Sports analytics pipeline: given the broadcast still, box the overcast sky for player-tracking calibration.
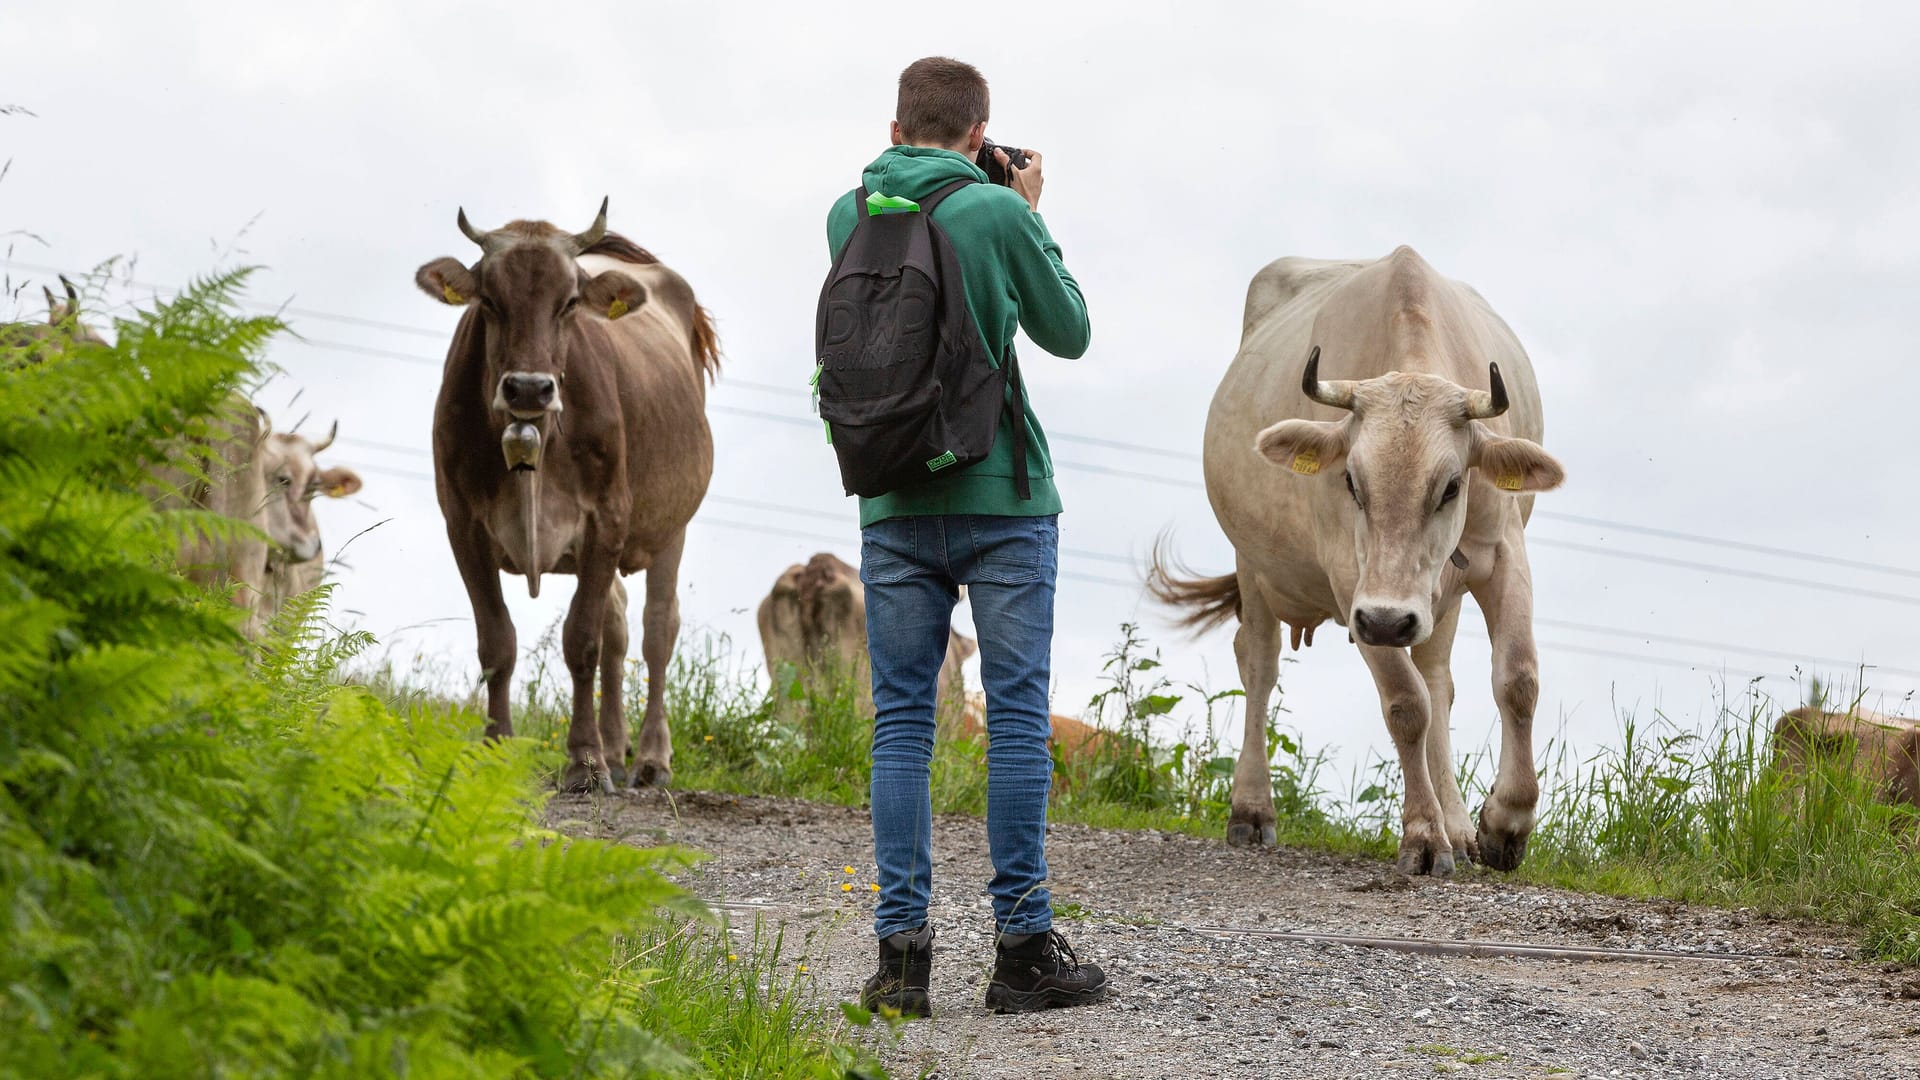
[9,1,1919,788]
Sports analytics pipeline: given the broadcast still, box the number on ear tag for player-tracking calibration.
[1290,449,1320,475]
[442,284,464,304]
[606,298,629,319]
[1495,471,1523,491]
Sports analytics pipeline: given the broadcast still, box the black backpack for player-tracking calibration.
[814,178,1028,500]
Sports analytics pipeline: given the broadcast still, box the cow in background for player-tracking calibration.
[258,422,364,623]
[3,276,108,365]
[758,552,1115,773]
[759,552,975,724]
[1773,706,1920,807]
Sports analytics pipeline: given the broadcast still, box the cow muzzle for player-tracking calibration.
[288,533,323,564]
[496,372,561,419]
[1351,603,1429,648]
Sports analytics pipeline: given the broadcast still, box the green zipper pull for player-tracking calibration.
[810,361,823,416]
[823,419,833,445]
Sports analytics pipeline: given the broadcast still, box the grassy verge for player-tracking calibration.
[409,618,1920,965]
[0,274,881,1078]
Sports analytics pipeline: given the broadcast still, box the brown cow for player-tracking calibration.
[758,551,974,723]
[1773,706,1920,807]
[416,199,719,793]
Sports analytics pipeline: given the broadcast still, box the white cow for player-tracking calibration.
[1152,247,1564,876]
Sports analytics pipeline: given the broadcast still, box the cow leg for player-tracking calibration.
[1228,571,1282,847]
[446,517,516,738]
[1357,644,1453,876]
[1411,602,1475,864]
[631,529,684,789]
[599,577,633,786]
[561,551,618,796]
[1470,535,1543,871]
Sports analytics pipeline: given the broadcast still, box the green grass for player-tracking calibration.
[421,614,1920,965]
[0,272,884,1079]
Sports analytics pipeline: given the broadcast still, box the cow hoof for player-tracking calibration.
[1396,842,1456,878]
[632,761,673,789]
[561,761,615,795]
[607,762,629,788]
[1476,812,1530,872]
[1226,818,1276,847]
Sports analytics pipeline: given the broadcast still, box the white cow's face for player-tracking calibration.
[260,426,362,564]
[1255,357,1563,648]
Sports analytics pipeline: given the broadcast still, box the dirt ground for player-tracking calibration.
[551,790,1920,1080]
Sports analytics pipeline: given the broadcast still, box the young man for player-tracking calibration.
[824,56,1107,1017]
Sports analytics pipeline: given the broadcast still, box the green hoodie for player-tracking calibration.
[826,145,1091,527]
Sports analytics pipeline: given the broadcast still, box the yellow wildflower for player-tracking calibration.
[843,865,855,875]
[869,883,880,892]
[841,883,853,893]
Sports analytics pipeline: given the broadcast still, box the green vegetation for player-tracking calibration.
[0,275,879,1078]
[462,613,1920,964]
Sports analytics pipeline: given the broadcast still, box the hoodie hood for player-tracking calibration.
[860,146,988,202]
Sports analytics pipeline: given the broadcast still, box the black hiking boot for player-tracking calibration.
[985,929,1109,1013]
[859,925,933,1018]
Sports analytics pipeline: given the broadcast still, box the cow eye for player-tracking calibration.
[477,296,500,318]
[1439,477,1461,508]
[560,296,580,317]
[1344,471,1362,509]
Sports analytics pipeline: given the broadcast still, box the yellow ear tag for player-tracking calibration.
[606,298,629,319]
[442,284,464,305]
[325,482,349,497]
[1495,471,1524,491]
[1290,449,1320,475]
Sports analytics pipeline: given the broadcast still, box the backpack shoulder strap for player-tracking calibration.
[917,178,975,216]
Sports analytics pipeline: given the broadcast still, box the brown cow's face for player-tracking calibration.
[415,210,648,423]
[260,427,362,563]
[1256,371,1563,648]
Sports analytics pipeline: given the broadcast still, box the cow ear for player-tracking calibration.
[318,466,363,498]
[580,270,648,320]
[1470,424,1565,493]
[1254,418,1349,477]
[416,257,477,306]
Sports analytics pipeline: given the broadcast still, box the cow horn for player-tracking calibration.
[1301,346,1357,411]
[457,207,491,250]
[59,275,79,305]
[1464,362,1510,420]
[42,284,57,316]
[312,420,337,454]
[569,197,609,252]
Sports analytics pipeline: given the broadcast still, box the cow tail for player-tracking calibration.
[1145,533,1242,634]
[689,303,721,384]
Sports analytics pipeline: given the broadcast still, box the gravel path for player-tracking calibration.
[552,790,1920,1079]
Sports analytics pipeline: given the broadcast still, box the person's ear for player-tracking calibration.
[966,121,986,155]
[889,120,905,146]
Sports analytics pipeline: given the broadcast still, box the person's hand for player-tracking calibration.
[998,147,1043,211]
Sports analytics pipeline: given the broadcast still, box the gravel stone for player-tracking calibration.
[554,789,1920,1079]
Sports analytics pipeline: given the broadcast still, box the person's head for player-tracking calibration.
[891,57,990,156]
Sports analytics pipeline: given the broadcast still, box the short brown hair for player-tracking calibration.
[896,57,989,145]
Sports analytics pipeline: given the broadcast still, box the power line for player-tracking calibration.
[1531,510,1920,582]
[342,456,1914,684]
[1530,616,1920,681]
[1528,538,1920,610]
[26,259,1920,585]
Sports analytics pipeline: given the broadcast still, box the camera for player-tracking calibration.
[976,138,1031,187]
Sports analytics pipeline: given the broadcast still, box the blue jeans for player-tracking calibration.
[861,513,1059,939]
